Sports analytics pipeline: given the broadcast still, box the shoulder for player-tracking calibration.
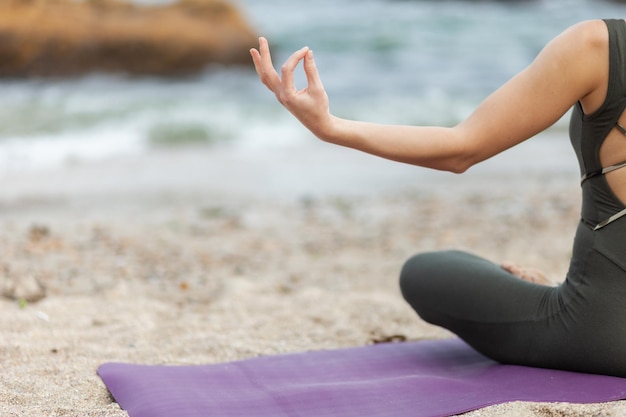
[572,19,609,43]
[540,20,609,79]
[527,20,608,86]
[534,20,607,65]
[546,20,610,113]
[559,20,608,51]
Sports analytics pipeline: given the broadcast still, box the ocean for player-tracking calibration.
[1,0,625,174]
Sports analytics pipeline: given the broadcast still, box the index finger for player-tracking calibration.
[280,46,310,95]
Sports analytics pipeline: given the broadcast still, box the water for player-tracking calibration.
[1,0,625,172]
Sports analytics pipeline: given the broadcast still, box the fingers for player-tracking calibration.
[250,37,311,101]
[280,46,310,97]
[303,49,324,91]
[500,260,516,274]
[250,37,322,107]
[501,261,555,286]
[250,37,281,92]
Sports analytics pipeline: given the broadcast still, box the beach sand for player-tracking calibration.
[2,133,626,417]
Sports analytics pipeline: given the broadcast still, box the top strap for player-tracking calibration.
[580,121,626,184]
[616,122,626,135]
[593,207,626,230]
[580,160,626,184]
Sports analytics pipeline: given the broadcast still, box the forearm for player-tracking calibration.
[318,116,471,173]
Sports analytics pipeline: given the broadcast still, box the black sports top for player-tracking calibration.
[570,19,626,230]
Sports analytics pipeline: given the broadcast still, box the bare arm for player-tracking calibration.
[250,20,608,173]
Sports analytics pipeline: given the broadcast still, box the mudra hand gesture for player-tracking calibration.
[250,38,333,140]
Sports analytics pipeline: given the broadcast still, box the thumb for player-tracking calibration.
[304,50,324,91]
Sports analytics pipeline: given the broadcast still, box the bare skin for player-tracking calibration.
[500,261,556,286]
[250,20,622,287]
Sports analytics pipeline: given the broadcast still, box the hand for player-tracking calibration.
[250,37,333,139]
[501,261,556,286]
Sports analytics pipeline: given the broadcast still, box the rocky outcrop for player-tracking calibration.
[0,0,258,77]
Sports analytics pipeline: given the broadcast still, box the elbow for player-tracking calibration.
[415,154,470,174]
[451,154,479,174]
[444,157,472,174]
[448,164,469,175]
[441,149,477,175]
[443,128,480,174]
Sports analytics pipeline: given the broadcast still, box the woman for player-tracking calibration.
[250,19,626,377]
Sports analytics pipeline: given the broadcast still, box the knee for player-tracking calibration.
[399,250,468,310]
[398,252,445,325]
[399,251,443,306]
[399,253,423,301]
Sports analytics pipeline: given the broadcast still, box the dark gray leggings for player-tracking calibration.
[399,221,626,377]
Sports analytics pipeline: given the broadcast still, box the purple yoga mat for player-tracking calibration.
[98,338,626,417]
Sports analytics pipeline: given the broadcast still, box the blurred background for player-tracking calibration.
[1,0,626,199]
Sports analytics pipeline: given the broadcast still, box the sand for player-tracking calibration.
[2,133,626,417]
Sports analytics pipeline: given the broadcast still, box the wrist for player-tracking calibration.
[314,115,342,144]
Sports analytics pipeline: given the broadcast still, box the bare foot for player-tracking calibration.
[501,261,556,286]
